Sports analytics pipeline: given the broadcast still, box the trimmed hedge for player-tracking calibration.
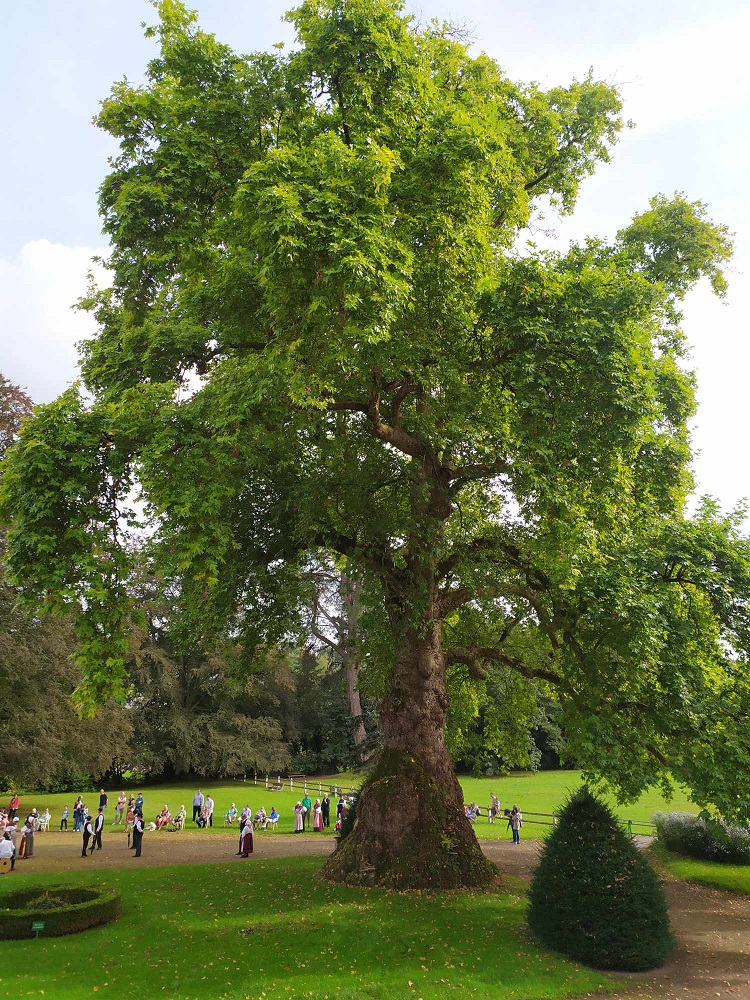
[653,811,750,864]
[528,787,674,971]
[0,885,121,940]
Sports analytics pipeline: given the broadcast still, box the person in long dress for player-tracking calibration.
[313,800,323,832]
[238,819,253,857]
[293,802,304,833]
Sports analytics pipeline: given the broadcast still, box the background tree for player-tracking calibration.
[303,559,373,756]
[0,373,131,790]
[1,1,748,889]
[0,375,32,461]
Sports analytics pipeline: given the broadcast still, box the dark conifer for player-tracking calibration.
[528,787,674,970]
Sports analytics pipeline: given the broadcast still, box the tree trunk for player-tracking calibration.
[341,574,367,749]
[321,619,496,889]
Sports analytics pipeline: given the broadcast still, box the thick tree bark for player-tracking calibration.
[321,618,497,889]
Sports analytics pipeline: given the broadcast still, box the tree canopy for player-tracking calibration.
[1,0,747,885]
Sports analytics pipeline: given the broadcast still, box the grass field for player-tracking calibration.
[0,856,613,1000]
[4,770,699,840]
[651,843,750,895]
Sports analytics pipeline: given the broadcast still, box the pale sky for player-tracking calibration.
[2,0,748,517]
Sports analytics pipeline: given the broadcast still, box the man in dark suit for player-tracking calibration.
[321,793,330,828]
[92,808,105,852]
[132,812,144,858]
[82,815,93,858]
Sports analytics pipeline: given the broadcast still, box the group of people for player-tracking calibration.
[464,793,523,842]
[292,793,353,832]
[0,795,49,869]
[225,803,280,830]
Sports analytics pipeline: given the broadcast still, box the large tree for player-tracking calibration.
[2,0,749,887]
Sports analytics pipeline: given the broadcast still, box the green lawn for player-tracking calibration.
[651,843,750,895]
[5,770,698,840]
[0,856,614,1000]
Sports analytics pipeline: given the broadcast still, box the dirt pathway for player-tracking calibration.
[12,831,750,999]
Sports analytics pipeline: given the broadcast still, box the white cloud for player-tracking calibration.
[612,9,750,138]
[0,240,107,404]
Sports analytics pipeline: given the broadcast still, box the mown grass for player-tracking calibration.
[651,842,750,895]
[5,770,699,841]
[0,856,614,1000]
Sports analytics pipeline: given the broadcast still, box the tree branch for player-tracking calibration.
[444,645,562,686]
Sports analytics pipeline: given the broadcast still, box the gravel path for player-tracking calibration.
[12,830,750,999]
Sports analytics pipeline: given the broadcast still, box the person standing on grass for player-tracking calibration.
[489,792,500,824]
[134,791,144,815]
[294,802,304,833]
[321,793,330,828]
[99,789,108,812]
[8,792,19,817]
[82,815,93,858]
[301,792,312,831]
[192,789,204,823]
[60,805,69,831]
[132,812,144,857]
[92,808,105,852]
[204,793,214,828]
[114,792,126,824]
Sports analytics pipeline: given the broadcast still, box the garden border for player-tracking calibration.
[0,884,121,940]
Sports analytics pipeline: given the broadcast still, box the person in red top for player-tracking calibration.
[8,793,19,817]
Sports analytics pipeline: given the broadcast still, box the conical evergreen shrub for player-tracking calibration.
[528,787,674,971]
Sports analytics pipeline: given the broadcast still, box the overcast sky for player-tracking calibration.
[2,0,748,517]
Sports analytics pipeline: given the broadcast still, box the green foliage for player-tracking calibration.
[653,811,750,865]
[0,885,121,940]
[0,374,32,461]
[0,553,132,789]
[528,788,674,971]
[0,0,746,837]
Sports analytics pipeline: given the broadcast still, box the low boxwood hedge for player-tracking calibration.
[0,885,121,939]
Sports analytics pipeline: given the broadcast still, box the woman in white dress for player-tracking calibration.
[294,802,304,833]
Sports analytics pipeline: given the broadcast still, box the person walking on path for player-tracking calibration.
[21,817,35,858]
[509,804,523,844]
[301,793,312,832]
[81,815,93,858]
[321,793,330,828]
[132,812,144,857]
[92,808,105,852]
[60,805,69,831]
[192,789,204,824]
[237,819,254,857]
